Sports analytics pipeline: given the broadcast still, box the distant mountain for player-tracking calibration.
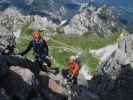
[0,0,133,31]
[95,0,133,32]
[64,5,124,36]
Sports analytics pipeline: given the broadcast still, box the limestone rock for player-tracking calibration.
[64,5,123,36]
[96,34,133,79]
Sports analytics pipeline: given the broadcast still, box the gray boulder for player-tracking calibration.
[0,70,33,100]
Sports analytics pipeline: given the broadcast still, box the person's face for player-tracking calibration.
[34,35,40,39]
[32,32,41,39]
[69,59,74,63]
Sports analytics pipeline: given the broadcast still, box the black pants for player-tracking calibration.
[36,56,51,72]
[73,76,77,84]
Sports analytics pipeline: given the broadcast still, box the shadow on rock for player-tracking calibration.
[89,64,133,100]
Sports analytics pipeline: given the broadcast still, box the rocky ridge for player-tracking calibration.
[64,5,123,36]
[0,7,58,35]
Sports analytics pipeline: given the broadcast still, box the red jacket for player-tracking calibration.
[69,62,80,77]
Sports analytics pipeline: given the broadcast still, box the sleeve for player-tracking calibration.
[43,39,49,56]
[20,41,32,56]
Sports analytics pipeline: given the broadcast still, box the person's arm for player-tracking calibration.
[43,39,49,56]
[20,41,32,56]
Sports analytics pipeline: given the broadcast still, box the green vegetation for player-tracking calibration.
[16,30,121,73]
[50,33,120,49]
[48,33,120,73]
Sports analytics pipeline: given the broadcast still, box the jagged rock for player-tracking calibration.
[64,5,123,36]
[96,34,133,79]
[0,7,58,36]
[0,32,16,55]
[0,55,67,100]
[0,7,32,32]
[90,64,133,100]
[96,49,129,79]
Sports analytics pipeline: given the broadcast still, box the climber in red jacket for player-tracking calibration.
[68,55,80,84]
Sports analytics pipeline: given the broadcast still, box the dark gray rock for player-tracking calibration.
[0,88,10,100]
[90,64,133,100]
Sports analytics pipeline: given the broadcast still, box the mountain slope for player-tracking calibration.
[64,5,123,36]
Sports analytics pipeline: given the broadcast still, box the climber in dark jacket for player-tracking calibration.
[20,31,51,71]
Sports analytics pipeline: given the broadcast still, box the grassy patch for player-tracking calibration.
[50,48,73,68]
[50,33,120,49]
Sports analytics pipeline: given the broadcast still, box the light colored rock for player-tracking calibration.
[32,15,58,34]
[96,34,133,79]
[64,5,123,35]
[90,44,118,62]
[78,65,93,87]
[0,7,32,32]
[0,32,16,54]
[10,66,34,85]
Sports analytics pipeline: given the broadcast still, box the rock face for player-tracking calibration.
[64,5,123,36]
[0,7,58,36]
[0,7,32,32]
[0,55,66,100]
[97,34,133,79]
[89,65,133,100]
[88,34,133,100]
[90,44,118,62]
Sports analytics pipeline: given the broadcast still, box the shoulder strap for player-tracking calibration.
[32,39,36,48]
